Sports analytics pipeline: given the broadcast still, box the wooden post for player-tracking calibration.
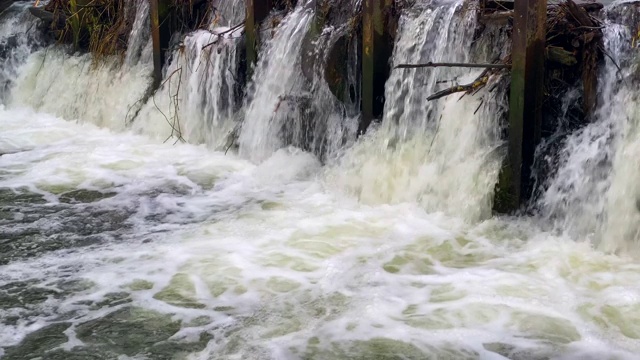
[149,0,171,89]
[494,0,547,213]
[245,0,272,79]
[361,0,394,135]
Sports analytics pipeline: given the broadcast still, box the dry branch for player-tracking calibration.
[395,62,511,70]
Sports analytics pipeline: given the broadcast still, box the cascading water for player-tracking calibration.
[10,0,154,131]
[328,0,508,222]
[538,2,640,255]
[3,0,640,359]
[239,2,317,161]
[0,2,47,104]
[133,0,246,146]
[239,0,360,163]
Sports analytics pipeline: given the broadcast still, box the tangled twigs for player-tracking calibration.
[152,67,186,144]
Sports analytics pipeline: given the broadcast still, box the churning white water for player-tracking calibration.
[328,1,506,222]
[10,0,154,131]
[538,3,640,255]
[2,0,640,359]
[134,0,245,146]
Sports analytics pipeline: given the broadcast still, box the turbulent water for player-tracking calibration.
[538,2,640,255]
[2,1,640,359]
[328,1,507,222]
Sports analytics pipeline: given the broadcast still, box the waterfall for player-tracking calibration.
[9,0,154,131]
[133,26,243,146]
[6,2,640,359]
[537,2,640,254]
[124,0,153,68]
[131,0,246,146]
[0,2,46,104]
[239,0,360,163]
[327,1,508,222]
[214,0,246,25]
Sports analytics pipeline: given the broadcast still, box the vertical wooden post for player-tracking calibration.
[494,0,546,213]
[149,0,171,89]
[361,0,394,135]
[245,0,272,79]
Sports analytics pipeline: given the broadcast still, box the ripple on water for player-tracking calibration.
[2,109,640,359]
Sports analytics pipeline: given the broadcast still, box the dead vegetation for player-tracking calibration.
[395,0,604,114]
[39,0,213,60]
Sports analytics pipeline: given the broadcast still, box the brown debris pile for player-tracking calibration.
[43,0,133,57]
[479,0,604,115]
[545,0,604,115]
[37,0,212,59]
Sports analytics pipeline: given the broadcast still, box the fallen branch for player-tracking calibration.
[427,74,490,101]
[201,21,245,50]
[395,62,511,70]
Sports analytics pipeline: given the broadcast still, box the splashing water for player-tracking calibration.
[2,0,640,359]
[9,1,154,131]
[239,3,317,162]
[133,0,246,146]
[133,26,243,146]
[538,3,640,255]
[0,3,46,104]
[328,1,507,222]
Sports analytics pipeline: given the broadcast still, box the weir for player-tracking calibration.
[3,0,640,359]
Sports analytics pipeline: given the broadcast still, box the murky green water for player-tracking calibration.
[1,108,640,359]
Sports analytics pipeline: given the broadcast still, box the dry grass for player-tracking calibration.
[43,0,214,61]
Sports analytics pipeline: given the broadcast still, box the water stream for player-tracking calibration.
[1,1,640,359]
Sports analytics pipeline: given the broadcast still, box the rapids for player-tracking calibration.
[1,0,640,359]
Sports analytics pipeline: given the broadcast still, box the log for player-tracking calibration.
[396,62,511,70]
[483,0,603,12]
[28,6,55,22]
[480,1,602,25]
[565,0,595,27]
[245,0,272,77]
[427,74,490,101]
[480,10,513,24]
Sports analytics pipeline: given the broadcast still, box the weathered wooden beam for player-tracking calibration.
[361,0,394,135]
[149,0,172,89]
[494,0,547,213]
[396,62,511,70]
[245,0,272,78]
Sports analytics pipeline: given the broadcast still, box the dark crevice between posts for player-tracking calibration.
[146,0,211,121]
[150,0,172,90]
[245,0,273,80]
[301,0,361,107]
[361,0,396,136]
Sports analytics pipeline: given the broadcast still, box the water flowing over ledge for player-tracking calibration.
[1,0,640,359]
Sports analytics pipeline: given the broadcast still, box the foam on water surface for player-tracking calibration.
[2,0,640,359]
[2,107,640,359]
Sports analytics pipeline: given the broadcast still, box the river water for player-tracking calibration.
[1,1,640,359]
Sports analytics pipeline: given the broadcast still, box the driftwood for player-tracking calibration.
[408,0,604,106]
[395,62,511,70]
[426,71,491,101]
